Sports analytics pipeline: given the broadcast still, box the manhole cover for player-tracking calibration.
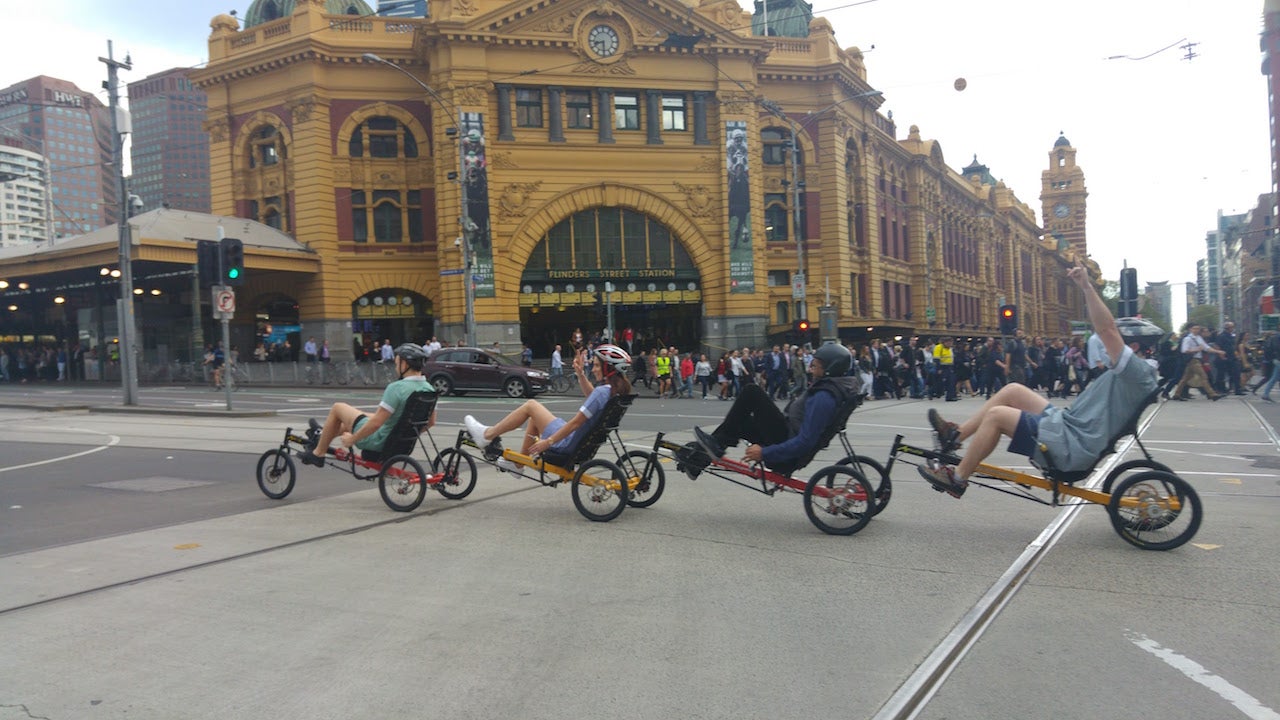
[90,477,216,492]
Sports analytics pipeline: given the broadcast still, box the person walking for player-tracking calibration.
[1171,323,1225,401]
[696,353,713,399]
[1258,333,1280,401]
[933,337,957,402]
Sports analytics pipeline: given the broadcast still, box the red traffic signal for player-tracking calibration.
[797,319,810,331]
[998,304,1018,335]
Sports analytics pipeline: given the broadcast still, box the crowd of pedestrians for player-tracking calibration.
[0,342,91,383]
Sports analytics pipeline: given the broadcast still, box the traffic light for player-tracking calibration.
[793,318,813,341]
[196,239,219,288]
[220,237,244,286]
[1119,267,1138,318]
[998,304,1018,335]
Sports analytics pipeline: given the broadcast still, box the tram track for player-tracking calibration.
[0,483,539,618]
[870,401,1166,720]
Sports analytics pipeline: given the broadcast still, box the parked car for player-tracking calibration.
[423,347,548,398]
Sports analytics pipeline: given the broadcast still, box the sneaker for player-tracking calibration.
[927,408,962,453]
[674,441,711,479]
[917,462,966,498]
[1263,396,1275,403]
[495,458,520,473]
[693,426,725,459]
[463,415,490,447]
[300,450,325,468]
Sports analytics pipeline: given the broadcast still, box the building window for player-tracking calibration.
[348,116,418,159]
[614,93,639,130]
[527,207,690,274]
[567,90,592,129]
[249,126,286,168]
[765,196,789,242]
[776,301,790,324]
[767,269,790,287]
[761,128,787,165]
[516,88,543,128]
[351,189,422,243]
[661,95,687,131]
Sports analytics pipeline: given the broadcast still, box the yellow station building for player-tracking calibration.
[1,0,1090,363]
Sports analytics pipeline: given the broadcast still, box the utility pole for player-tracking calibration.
[101,40,138,405]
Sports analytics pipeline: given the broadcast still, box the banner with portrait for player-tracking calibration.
[461,112,494,298]
[725,120,754,293]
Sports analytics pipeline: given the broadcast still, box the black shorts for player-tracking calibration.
[1008,411,1042,457]
[352,414,369,433]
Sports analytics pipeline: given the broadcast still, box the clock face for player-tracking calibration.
[1054,203,1070,218]
[588,24,619,57]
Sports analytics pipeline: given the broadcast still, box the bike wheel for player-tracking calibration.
[334,364,351,385]
[256,449,296,499]
[571,458,628,522]
[618,450,665,508]
[432,448,478,500]
[803,465,874,536]
[1100,458,1175,494]
[836,454,893,516]
[1107,470,1202,550]
[378,454,428,512]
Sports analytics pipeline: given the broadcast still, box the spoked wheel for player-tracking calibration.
[1107,470,1202,551]
[836,454,893,517]
[256,449,296,500]
[803,465,874,536]
[432,448,478,500]
[618,450,665,508]
[378,454,429,512]
[1101,458,1175,494]
[571,458,629,522]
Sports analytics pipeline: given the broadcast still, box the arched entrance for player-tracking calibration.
[351,288,433,359]
[518,207,702,356]
[255,294,301,361]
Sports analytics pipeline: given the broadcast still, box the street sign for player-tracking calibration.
[212,286,235,319]
[925,307,936,322]
[440,268,465,276]
[792,273,806,300]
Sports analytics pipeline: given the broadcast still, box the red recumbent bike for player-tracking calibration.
[255,391,478,512]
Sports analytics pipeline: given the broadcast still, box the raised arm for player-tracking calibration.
[1068,259,1124,365]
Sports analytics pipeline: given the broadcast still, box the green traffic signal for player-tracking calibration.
[227,268,240,280]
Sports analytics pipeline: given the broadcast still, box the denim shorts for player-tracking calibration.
[1008,411,1043,457]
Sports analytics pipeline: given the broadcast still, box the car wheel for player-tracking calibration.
[430,374,453,396]
[504,377,528,398]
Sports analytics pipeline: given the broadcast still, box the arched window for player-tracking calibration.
[525,208,691,273]
[351,189,423,243]
[764,199,789,242]
[249,125,286,169]
[761,128,796,165]
[348,116,419,159]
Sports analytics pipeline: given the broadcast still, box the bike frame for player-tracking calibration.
[279,427,443,486]
[455,431,635,493]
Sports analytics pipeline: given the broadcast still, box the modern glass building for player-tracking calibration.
[127,68,211,213]
[0,139,51,246]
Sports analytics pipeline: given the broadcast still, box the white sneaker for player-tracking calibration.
[495,458,519,473]
[463,415,490,447]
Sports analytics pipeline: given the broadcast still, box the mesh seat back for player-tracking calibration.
[779,392,863,475]
[538,393,636,469]
[1036,386,1161,482]
[360,391,437,463]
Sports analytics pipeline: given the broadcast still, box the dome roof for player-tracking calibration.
[243,0,373,28]
[1053,132,1072,148]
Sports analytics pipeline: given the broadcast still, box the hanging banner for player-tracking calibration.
[725,120,754,293]
[462,111,494,298]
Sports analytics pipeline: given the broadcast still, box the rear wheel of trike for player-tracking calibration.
[1100,459,1175,495]
[1107,470,1202,551]
[618,450,665,508]
[836,454,892,516]
[803,465,874,536]
[256,449,296,500]
[571,458,629,522]
[378,455,428,512]
[432,448,478,500]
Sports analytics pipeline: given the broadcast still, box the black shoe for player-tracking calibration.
[300,450,325,467]
[693,426,725,459]
[927,408,962,453]
[1210,394,1223,402]
[1172,396,1187,401]
[674,442,710,479]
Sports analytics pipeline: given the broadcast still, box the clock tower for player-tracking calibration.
[1040,133,1088,256]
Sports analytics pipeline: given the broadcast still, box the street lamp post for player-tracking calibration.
[364,53,477,346]
[101,40,139,405]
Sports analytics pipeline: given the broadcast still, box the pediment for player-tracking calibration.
[463,0,761,53]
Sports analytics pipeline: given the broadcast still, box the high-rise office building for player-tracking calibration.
[0,138,52,246]
[0,76,116,238]
[127,68,210,213]
[377,0,426,17]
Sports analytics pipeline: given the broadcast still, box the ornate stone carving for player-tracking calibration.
[498,181,542,219]
[459,84,488,107]
[531,10,581,33]
[289,97,316,125]
[717,92,755,115]
[204,118,229,144]
[674,182,717,218]
[454,0,478,16]
[765,176,785,191]
[332,161,352,185]
[694,155,720,173]
[709,1,745,28]
[574,58,636,76]
[489,152,519,170]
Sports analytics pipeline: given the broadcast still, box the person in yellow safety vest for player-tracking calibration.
[933,336,957,401]
[654,347,672,398]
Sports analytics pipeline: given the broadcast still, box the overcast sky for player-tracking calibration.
[3,0,1270,289]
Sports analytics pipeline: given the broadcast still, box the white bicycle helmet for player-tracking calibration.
[592,344,632,377]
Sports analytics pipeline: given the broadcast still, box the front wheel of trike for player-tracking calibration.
[256,449,296,499]
[571,458,629,522]
[617,450,665,508]
[1107,470,1202,551]
[803,466,874,536]
[432,448,478,500]
[378,454,428,512]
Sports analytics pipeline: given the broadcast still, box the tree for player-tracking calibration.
[1138,297,1170,332]
[1100,280,1120,317]
[1187,305,1219,331]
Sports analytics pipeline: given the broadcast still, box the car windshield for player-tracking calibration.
[486,351,519,366]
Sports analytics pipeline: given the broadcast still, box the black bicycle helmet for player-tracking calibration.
[812,341,852,377]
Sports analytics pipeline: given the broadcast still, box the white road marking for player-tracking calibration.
[1126,631,1280,720]
[0,428,121,474]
